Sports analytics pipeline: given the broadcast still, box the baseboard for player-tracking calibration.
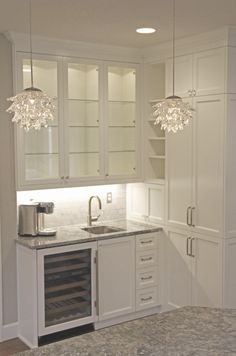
[94,306,161,330]
[2,322,18,341]
[18,334,38,349]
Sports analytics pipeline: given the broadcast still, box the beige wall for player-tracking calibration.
[0,33,17,325]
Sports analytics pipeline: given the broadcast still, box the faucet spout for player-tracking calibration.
[88,195,102,226]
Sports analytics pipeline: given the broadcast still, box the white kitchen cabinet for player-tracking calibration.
[166,95,224,237]
[106,62,140,179]
[165,228,223,309]
[126,182,165,225]
[144,62,166,182]
[97,236,135,321]
[165,48,226,98]
[135,233,160,311]
[15,55,62,187]
[15,54,141,190]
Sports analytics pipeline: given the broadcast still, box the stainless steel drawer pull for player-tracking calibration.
[141,257,152,262]
[141,240,153,244]
[141,276,152,281]
[141,296,152,302]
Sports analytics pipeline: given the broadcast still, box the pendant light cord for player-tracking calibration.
[172,0,175,97]
[29,0,34,88]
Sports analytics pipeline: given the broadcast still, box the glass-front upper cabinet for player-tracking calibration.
[17,55,61,184]
[64,60,102,180]
[107,63,139,177]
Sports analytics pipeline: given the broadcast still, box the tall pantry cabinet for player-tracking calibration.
[127,28,236,310]
[165,36,236,309]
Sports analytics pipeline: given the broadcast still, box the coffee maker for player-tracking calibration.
[18,202,57,236]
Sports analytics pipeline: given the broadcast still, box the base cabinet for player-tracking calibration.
[97,236,135,320]
[165,228,223,309]
[17,231,161,348]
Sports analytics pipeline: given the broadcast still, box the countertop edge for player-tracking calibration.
[15,221,163,250]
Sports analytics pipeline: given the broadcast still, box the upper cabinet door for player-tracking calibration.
[64,59,103,180]
[165,48,226,99]
[166,99,193,230]
[165,55,193,98]
[106,63,139,178]
[17,56,63,187]
[193,48,226,96]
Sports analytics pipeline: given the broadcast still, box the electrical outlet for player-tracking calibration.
[106,192,112,204]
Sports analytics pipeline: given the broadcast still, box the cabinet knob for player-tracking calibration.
[188,90,192,96]
[105,173,109,177]
[65,176,69,179]
[61,176,65,180]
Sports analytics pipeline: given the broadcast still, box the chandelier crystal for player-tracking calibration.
[6,0,55,131]
[152,95,193,133]
[152,0,194,133]
[7,88,55,131]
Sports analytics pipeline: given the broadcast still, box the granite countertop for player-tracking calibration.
[16,306,236,355]
[16,219,162,249]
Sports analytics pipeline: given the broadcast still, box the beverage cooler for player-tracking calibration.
[37,242,97,336]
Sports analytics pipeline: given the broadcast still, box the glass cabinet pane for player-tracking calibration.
[22,59,59,181]
[66,62,100,178]
[108,66,136,176]
[44,249,92,327]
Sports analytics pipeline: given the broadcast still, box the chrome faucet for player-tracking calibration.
[87,195,102,226]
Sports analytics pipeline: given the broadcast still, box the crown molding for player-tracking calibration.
[142,26,236,63]
[6,26,236,65]
[6,31,143,63]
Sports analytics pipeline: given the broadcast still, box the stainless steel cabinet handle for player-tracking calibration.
[141,257,152,262]
[141,296,152,302]
[187,206,191,226]
[95,250,99,316]
[191,207,195,227]
[141,240,153,244]
[188,89,192,96]
[186,237,191,256]
[190,237,195,257]
[141,276,152,281]
[193,89,196,96]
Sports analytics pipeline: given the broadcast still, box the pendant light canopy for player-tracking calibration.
[152,0,194,133]
[6,0,55,131]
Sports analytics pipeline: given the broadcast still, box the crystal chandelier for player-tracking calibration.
[152,0,193,133]
[6,0,55,131]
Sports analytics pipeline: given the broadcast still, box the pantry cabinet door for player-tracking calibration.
[166,101,193,230]
[165,229,192,308]
[98,236,135,320]
[165,55,193,98]
[192,95,224,237]
[192,234,223,307]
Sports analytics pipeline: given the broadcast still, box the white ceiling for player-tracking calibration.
[0,0,236,48]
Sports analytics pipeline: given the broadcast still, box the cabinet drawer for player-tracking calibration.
[136,249,157,268]
[136,233,157,251]
[136,267,158,289]
[136,287,159,311]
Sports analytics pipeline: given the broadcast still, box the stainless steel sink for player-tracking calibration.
[81,225,125,235]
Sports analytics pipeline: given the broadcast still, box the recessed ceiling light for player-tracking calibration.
[136,27,156,34]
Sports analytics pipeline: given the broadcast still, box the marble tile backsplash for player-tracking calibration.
[17,184,126,228]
